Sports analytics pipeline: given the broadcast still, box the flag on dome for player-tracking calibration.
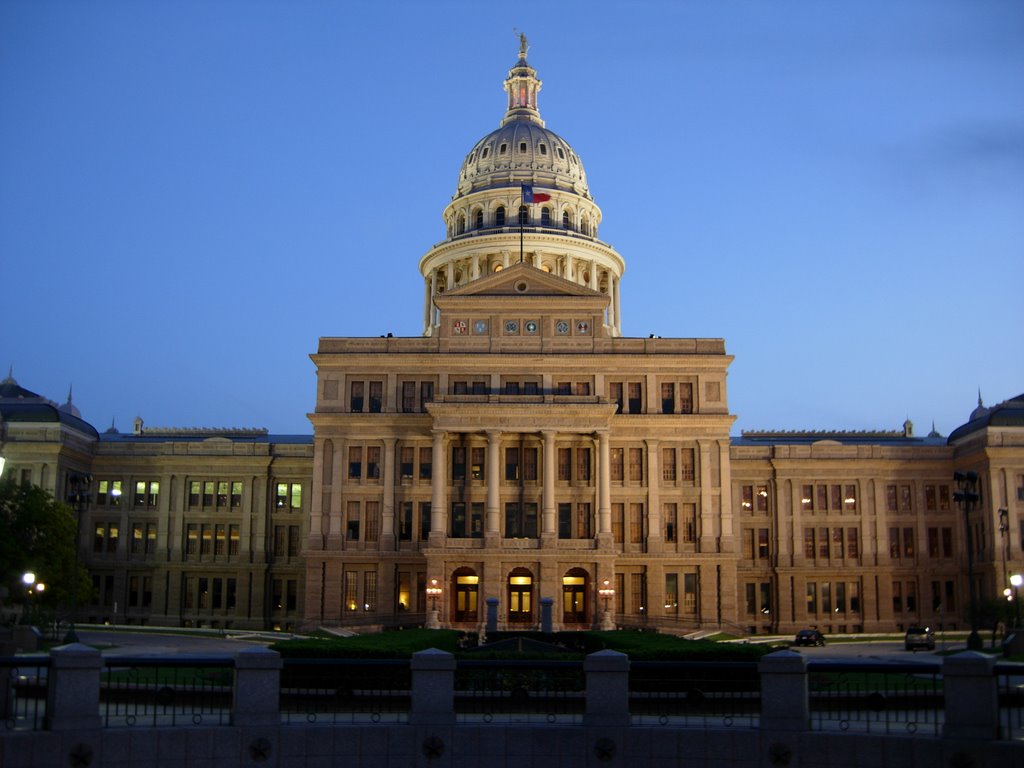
[521,184,551,204]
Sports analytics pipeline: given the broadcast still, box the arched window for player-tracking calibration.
[580,216,589,236]
[562,211,570,230]
[508,568,534,624]
[474,209,483,229]
[452,567,479,622]
[519,141,527,153]
[541,207,551,227]
[495,206,506,227]
[457,214,465,235]
[562,568,589,624]
[518,205,529,225]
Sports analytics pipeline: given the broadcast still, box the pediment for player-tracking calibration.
[441,262,602,299]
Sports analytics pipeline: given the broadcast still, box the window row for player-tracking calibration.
[806,581,861,616]
[184,575,239,612]
[740,485,769,514]
[887,483,952,513]
[800,484,858,513]
[452,205,592,236]
[96,480,160,508]
[184,524,242,558]
[803,527,860,561]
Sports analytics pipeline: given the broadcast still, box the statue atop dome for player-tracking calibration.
[516,30,529,59]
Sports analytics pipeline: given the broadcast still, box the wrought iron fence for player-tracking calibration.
[279,658,411,724]
[629,661,760,728]
[100,656,234,727]
[995,662,1024,741]
[1,656,49,732]
[454,659,585,723]
[806,661,944,736]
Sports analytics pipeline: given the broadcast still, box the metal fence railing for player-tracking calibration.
[1,656,50,732]
[279,658,410,724]
[806,661,944,737]
[629,661,761,729]
[100,656,234,728]
[454,659,585,724]
[995,662,1024,741]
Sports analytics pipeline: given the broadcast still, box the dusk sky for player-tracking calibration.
[2,1,1022,437]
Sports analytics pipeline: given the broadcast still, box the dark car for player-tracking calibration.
[904,626,935,651]
[793,629,826,647]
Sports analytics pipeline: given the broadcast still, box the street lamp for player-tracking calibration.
[953,470,982,650]
[21,572,44,625]
[425,578,443,629]
[598,578,616,631]
[65,471,93,643]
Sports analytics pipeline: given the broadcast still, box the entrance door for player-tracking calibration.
[563,570,587,624]
[508,569,533,624]
[453,569,479,622]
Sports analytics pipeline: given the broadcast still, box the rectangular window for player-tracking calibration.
[847,527,859,559]
[504,502,538,538]
[665,573,679,614]
[821,582,832,614]
[558,503,572,539]
[215,524,226,556]
[900,485,912,512]
[682,573,697,614]
[631,572,646,613]
[661,383,675,414]
[225,578,235,610]
[344,571,358,612]
[682,504,697,543]
[132,524,143,555]
[906,580,917,612]
[363,572,377,611]
[928,527,939,558]
[368,381,383,412]
[628,448,643,482]
[288,524,301,555]
[93,523,106,553]
[188,481,201,507]
[229,525,239,556]
[402,381,416,413]
[664,503,677,543]
[574,381,591,396]
[756,485,768,512]
[758,528,770,559]
[420,381,434,412]
[216,481,229,508]
[186,524,198,555]
[558,448,572,481]
[400,447,414,481]
[741,485,753,512]
[886,485,898,512]
[850,582,860,614]
[817,485,828,511]
[471,447,485,480]
[346,501,360,540]
[679,383,693,414]
[939,484,951,511]
[831,527,843,559]
[802,485,813,512]
[231,481,242,508]
[889,527,900,558]
[903,527,914,558]
[577,448,591,482]
[680,448,694,481]
[203,481,214,507]
[925,485,937,511]
[627,382,642,414]
[844,485,857,512]
[399,502,413,541]
[273,525,285,558]
[831,485,842,511]
[804,528,815,559]
[523,447,538,481]
[576,502,592,538]
[629,502,644,544]
[419,502,431,541]
[745,582,756,615]
[892,581,903,613]
[806,582,817,614]
[942,527,953,558]
[451,502,467,538]
[366,446,381,479]
[419,447,432,480]
[662,448,676,482]
[504,447,518,481]
[610,382,623,414]
[612,503,624,543]
[350,381,364,412]
[610,448,624,482]
[818,527,829,559]
[348,447,362,479]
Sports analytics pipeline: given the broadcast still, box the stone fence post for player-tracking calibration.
[758,650,809,733]
[942,651,999,740]
[233,646,283,726]
[45,643,103,731]
[410,648,455,725]
[584,649,630,726]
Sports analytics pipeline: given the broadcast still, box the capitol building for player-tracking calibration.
[2,41,1022,638]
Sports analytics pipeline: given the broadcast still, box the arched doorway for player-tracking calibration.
[452,567,479,622]
[507,567,534,624]
[562,568,588,624]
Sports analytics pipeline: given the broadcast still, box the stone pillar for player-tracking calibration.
[758,650,809,733]
[430,431,448,545]
[423,275,432,334]
[233,647,283,726]
[942,652,999,740]
[486,430,502,537]
[598,430,612,536]
[410,649,456,726]
[328,438,346,547]
[471,253,480,279]
[381,438,397,549]
[45,644,103,731]
[540,597,554,632]
[698,440,716,551]
[584,650,630,726]
[486,596,499,633]
[542,430,557,542]
[645,439,662,552]
[613,276,621,334]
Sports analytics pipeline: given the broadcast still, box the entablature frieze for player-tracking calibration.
[426,400,616,434]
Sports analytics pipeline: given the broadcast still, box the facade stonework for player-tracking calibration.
[2,45,1022,636]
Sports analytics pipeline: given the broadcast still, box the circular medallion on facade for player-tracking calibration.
[504,320,519,334]
[576,320,590,334]
[452,320,467,335]
[474,320,488,334]
[555,320,569,335]
[525,320,538,334]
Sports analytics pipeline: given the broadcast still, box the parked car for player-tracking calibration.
[793,629,826,647]
[904,626,935,651]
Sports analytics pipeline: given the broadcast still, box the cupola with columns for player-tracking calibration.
[419,35,626,337]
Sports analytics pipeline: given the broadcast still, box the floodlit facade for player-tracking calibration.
[2,42,1022,636]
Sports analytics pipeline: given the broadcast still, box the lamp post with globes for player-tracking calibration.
[425,578,443,629]
[598,578,616,630]
[64,471,93,643]
[1011,574,1023,629]
[953,470,982,650]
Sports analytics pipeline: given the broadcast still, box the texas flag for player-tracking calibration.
[521,184,551,204]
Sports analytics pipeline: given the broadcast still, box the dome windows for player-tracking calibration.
[495,206,506,227]
[457,214,466,235]
[474,209,483,229]
[562,211,570,229]
[518,205,528,225]
[481,147,490,159]
[556,146,565,159]
[520,141,527,153]
[541,207,551,227]
[499,143,507,155]
[539,144,547,155]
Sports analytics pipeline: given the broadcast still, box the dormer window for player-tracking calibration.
[539,144,547,155]
[520,142,527,153]
[556,147,565,159]
[562,211,570,229]
[496,206,506,227]
[499,144,507,155]
[469,151,476,163]
[482,147,490,159]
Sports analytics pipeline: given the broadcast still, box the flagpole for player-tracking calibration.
[520,212,524,263]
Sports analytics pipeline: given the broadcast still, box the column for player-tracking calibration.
[501,248,511,269]
[698,440,716,551]
[430,430,448,546]
[445,261,454,290]
[566,253,575,282]
[598,430,612,537]
[423,275,432,334]
[533,248,543,269]
[471,253,480,279]
[589,261,598,290]
[718,440,735,553]
[486,430,502,537]
[613,276,621,334]
[645,438,662,552]
[542,430,557,541]
[381,438,397,549]
[607,276,617,330]
[309,441,325,549]
[328,439,346,547]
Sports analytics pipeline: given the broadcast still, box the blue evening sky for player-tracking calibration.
[2,1,1022,436]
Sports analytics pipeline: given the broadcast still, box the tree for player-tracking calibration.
[0,477,90,623]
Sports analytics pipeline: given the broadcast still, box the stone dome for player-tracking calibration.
[453,45,590,201]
